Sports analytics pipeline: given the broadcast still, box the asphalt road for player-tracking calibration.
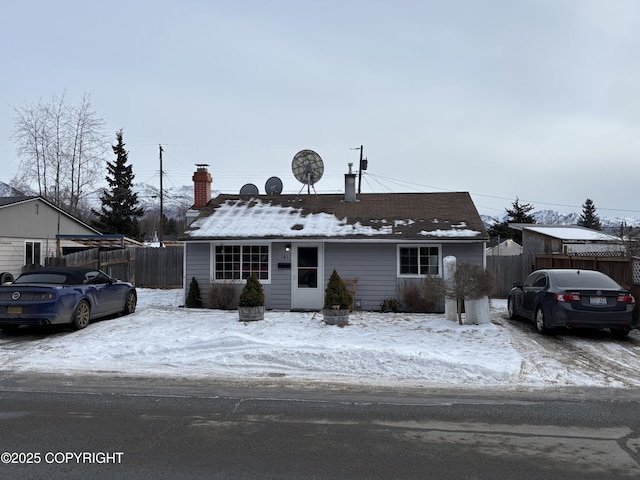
[1,374,640,480]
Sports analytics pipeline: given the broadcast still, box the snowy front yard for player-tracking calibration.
[1,289,639,390]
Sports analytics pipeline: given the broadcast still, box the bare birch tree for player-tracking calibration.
[10,92,108,215]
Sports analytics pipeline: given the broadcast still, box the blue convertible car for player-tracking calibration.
[0,267,137,332]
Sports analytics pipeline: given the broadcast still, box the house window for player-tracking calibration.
[214,245,270,281]
[398,245,440,276]
[25,241,42,266]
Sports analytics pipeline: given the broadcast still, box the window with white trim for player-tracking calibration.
[214,245,270,281]
[398,245,441,276]
[25,241,42,266]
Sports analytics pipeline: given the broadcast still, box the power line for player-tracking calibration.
[366,172,640,215]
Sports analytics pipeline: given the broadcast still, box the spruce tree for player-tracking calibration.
[487,197,535,244]
[92,129,144,239]
[578,198,602,231]
[186,277,203,308]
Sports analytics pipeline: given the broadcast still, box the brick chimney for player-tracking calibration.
[192,164,212,208]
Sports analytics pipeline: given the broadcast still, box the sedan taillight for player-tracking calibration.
[554,293,581,302]
[616,294,635,304]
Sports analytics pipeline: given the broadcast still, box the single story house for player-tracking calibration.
[510,224,625,257]
[0,196,104,280]
[180,166,489,311]
[486,239,522,256]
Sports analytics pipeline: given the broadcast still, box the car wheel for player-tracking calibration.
[0,272,14,285]
[611,328,630,339]
[71,300,91,330]
[507,296,517,320]
[123,291,137,315]
[534,307,550,335]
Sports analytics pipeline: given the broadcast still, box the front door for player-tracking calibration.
[291,244,324,310]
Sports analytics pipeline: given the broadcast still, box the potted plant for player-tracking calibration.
[322,269,351,326]
[238,273,265,321]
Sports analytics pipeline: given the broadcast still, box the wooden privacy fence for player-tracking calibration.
[47,246,184,288]
[486,255,525,297]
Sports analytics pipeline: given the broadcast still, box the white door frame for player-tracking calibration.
[291,243,324,310]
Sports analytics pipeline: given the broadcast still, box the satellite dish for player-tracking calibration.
[239,183,259,195]
[265,176,283,195]
[292,150,324,194]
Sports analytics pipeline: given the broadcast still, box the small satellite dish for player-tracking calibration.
[292,150,324,194]
[265,176,283,195]
[239,183,259,195]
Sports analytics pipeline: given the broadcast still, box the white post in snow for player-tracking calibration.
[464,296,491,325]
[443,255,457,322]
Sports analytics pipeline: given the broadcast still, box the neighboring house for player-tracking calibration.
[511,224,624,256]
[486,239,522,256]
[509,224,625,275]
[180,166,489,311]
[0,196,103,279]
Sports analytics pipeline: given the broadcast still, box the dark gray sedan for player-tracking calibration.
[508,269,637,337]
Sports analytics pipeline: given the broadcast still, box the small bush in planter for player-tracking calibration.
[238,274,265,321]
[186,277,203,308]
[323,269,351,326]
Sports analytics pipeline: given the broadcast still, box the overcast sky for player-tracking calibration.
[2,0,639,218]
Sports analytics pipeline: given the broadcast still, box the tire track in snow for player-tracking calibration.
[502,312,640,387]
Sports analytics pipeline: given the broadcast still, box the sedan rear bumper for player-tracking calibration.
[547,303,638,329]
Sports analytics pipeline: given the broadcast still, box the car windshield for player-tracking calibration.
[14,273,68,284]
[553,271,621,289]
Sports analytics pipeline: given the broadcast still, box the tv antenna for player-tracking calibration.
[291,149,324,194]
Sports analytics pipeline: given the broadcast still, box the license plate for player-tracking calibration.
[590,296,607,306]
[7,306,22,314]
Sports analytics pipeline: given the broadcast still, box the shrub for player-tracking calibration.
[186,277,203,308]
[238,274,265,307]
[399,275,444,313]
[445,263,495,324]
[209,281,240,310]
[323,269,352,310]
[381,298,400,313]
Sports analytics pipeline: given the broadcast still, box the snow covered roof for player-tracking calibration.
[182,192,488,241]
[517,225,620,242]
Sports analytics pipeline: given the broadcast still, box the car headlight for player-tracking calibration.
[33,292,56,301]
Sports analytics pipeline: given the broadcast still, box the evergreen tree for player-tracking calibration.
[92,130,144,238]
[186,277,203,308]
[487,197,535,244]
[323,269,352,310]
[578,198,602,230]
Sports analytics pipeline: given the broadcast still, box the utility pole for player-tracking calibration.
[159,145,164,245]
[358,145,363,194]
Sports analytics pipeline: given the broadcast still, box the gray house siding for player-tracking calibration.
[269,242,292,310]
[442,243,485,266]
[324,242,397,311]
[184,240,488,311]
[184,242,212,305]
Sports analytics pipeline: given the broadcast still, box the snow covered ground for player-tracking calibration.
[1,288,640,390]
